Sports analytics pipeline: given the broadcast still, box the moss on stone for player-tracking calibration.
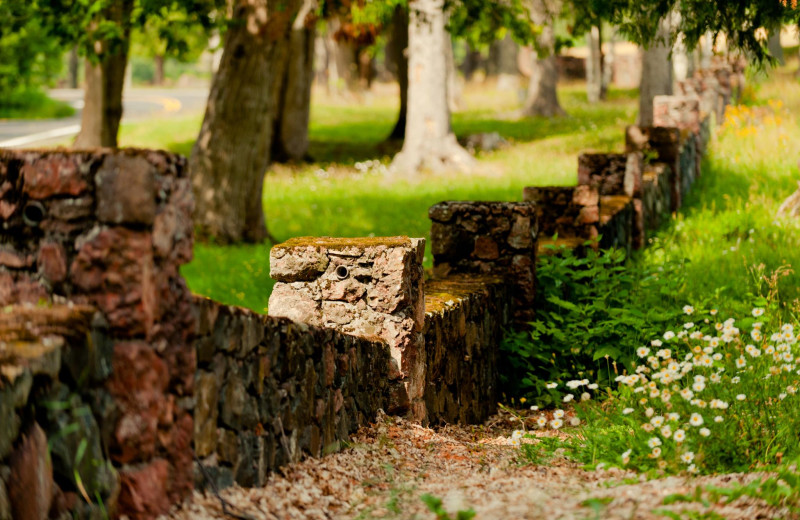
[273,236,416,251]
[424,275,504,314]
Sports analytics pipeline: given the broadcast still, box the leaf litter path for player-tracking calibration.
[169,412,788,520]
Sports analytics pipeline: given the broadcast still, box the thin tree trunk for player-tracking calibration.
[391,0,474,174]
[699,31,713,69]
[768,29,785,65]
[272,0,316,162]
[68,47,79,89]
[73,0,134,148]
[461,43,482,82]
[602,28,615,93]
[492,34,519,91]
[154,54,165,85]
[522,0,565,117]
[673,30,690,83]
[445,33,462,112]
[189,0,300,244]
[638,17,672,126]
[323,22,340,95]
[387,5,409,141]
[586,25,602,103]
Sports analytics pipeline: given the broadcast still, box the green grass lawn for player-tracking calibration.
[118,71,800,314]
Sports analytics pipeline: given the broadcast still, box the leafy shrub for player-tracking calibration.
[500,244,689,404]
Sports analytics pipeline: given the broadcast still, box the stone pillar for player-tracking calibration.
[0,149,195,519]
[427,201,537,323]
[523,185,600,244]
[626,125,682,212]
[577,152,644,249]
[268,236,426,419]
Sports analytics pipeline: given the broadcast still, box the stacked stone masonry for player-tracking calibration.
[0,60,736,519]
[0,149,196,519]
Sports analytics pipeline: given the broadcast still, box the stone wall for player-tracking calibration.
[423,275,510,425]
[0,149,195,519]
[428,201,537,323]
[191,298,391,490]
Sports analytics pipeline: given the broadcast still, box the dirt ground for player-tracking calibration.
[168,411,791,520]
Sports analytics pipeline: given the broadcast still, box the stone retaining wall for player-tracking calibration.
[0,149,195,519]
[191,297,391,490]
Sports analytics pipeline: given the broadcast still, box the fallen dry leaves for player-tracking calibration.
[167,411,792,520]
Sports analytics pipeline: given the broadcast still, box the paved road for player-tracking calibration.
[0,87,209,148]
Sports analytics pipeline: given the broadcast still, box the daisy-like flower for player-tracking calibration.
[683,305,695,315]
[681,452,695,464]
[581,392,591,402]
[668,413,680,421]
[688,464,698,474]
[554,409,565,418]
[691,331,705,340]
[714,416,723,423]
[588,383,599,390]
[660,425,673,438]
[788,385,797,395]
[546,382,558,389]
[637,347,650,358]
[710,373,721,383]
[569,417,581,426]
[736,357,747,369]
[537,416,547,428]
[657,349,672,359]
[710,309,718,315]
[645,407,655,418]
[530,405,539,411]
[751,330,763,342]
[692,381,706,392]
[663,331,675,341]
[510,437,521,447]
[647,437,662,448]
[651,339,663,347]
[736,394,746,401]
[674,429,686,443]
[779,393,787,400]
[550,418,563,429]
[651,447,662,458]
[689,413,704,426]
[684,322,694,329]
[680,388,695,400]
[621,449,632,465]
[512,430,524,439]
[699,428,711,437]
[622,408,634,415]
[752,308,765,317]
[563,394,574,403]
[641,423,655,432]
[650,416,665,427]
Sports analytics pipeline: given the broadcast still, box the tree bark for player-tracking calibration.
[73,0,134,148]
[461,43,483,82]
[68,47,79,89]
[638,17,672,126]
[272,0,316,162]
[586,25,602,103]
[490,34,519,90]
[768,29,784,65]
[154,54,165,85]
[189,0,300,244]
[522,0,565,117]
[391,0,474,174]
[387,5,409,141]
[445,32,462,112]
[602,28,615,93]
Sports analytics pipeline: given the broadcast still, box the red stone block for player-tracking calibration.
[37,242,68,283]
[117,458,171,519]
[21,155,89,199]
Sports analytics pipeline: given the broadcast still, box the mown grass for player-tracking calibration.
[0,89,75,119]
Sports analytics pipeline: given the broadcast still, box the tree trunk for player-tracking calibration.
[602,28,615,92]
[638,18,672,126]
[323,23,341,95]
[490,34,519,90]
[672,29,690,83]
[189,0,300,244]
[272,0,316,163]
[522,0,565,117]
[154,54,165,85]
[586,25,602,103]
[387,5,409,141]
[391,0,474,174]
[461,43,482,82]
[768,29,784,65]
[445,33,462,112]
[68,47,79,89]
[73,0,134,148]
[699,31,713,69]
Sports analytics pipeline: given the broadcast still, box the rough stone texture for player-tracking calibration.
[523,186,600,243]
[626,125,684,212]
[599,196,635,256]
[577,153,644,249]
[269,236,425,417]
[423,275,509,425]
[641,163,673,233]
[7,423,53,520]
[192,297,391,490]
[428,201,537,323]
[653,95,701,134]
[0,149,195,519]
